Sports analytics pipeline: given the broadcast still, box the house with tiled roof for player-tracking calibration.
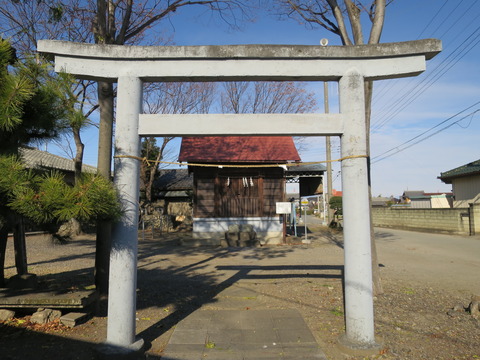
[19,147,96,184]
[401,190,453,208]
[178,136,301,245]
[154,169,193,197]
[438,159,480,206]
[151,169,193,216]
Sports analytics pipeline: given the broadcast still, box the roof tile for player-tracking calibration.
[19,147,96,173]
[178,136,300,163]
[439,159,480,183]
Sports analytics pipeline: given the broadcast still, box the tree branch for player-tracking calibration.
[95,0,107,43]
[344,0,364,44]
[107,0,116,42]
[125,0,219,42]
[116,0,133,44]
[287,0,341,34]
[326,0,353,45]
[369,0,385,44]
[84,104,100,118]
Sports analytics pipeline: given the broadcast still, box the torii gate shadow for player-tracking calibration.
[134,240,343,354]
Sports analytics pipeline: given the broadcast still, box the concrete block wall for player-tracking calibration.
[473,203,480,235]
[371,207,472,235]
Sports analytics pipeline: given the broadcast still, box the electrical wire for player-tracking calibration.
[424,0,464,39]
[373,0,452,107]
[371,101,480,164]
[372,23,480,131]
[372,1,480,130]
[416,0,451,40]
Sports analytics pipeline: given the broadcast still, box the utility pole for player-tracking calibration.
[324,81,334,225]
[320,38,334,226]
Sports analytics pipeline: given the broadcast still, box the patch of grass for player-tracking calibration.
[205,341,215,349]
[330,307,344,317]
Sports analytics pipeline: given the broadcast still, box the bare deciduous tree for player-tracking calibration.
[92,0,255,297]
[0,0,98,181]
[2,0,256,297]
[220,81,317,155]
[221,81,316,114]
[273,0,391,295]
[141,81,216,206]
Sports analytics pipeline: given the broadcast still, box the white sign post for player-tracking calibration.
[276,202,291,243]
[276,202,292,214]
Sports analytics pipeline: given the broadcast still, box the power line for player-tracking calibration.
[373,102,480,162]
[416,0,451,39]
[373,22,480,129]
[437,0,477,40]
[425,0,464,39]
[371,101,480,164]
[373,0,452,106]
[372,1,480,130]
[372,23,480,131]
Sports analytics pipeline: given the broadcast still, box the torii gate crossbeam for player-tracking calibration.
[38,39,441,354]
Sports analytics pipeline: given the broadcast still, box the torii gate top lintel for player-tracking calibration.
[37,39,441,82]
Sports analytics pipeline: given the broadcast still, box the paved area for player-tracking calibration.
[162,286,328,360]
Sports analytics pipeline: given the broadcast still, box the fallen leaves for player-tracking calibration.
[2,316,69,334]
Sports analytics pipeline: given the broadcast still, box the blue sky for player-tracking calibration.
[51,0,480,198]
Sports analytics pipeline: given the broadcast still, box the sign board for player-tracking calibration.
[276,202,292,214]
[301,199,309,205]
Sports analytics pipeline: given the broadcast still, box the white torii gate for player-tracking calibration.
[38,39,441,353]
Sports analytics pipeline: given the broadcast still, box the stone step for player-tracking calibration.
[0,290,97,309]
[60,312,89,328]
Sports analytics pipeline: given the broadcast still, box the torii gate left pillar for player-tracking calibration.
[38,39,441,354]
[107,76,144,349]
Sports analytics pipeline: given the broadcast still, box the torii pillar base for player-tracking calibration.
[338,334,384,357]
[95,340,144,360]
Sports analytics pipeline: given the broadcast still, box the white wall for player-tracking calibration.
[192,216,283,244]
[452,175,480,201]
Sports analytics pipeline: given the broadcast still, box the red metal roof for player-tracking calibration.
[178,136,300,163]
[332,189,343,197]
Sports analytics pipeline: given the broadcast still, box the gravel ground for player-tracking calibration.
[1,225,479,360]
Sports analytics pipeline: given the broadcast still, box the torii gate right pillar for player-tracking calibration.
[339,68,378,349]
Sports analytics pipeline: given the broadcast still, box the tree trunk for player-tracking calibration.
[145,168,153,204]
[345,0,364,44]
[95,219,111,298]
[284,0,387,297]
[13,216,27,276]
[71,127,85,236]
[365,80,384,295]
[95,81,114,298]
[326,0,353,45]
[73,126,85,183]
[0,225,8,287]
[96,82,114,178]
[369,0,386,44]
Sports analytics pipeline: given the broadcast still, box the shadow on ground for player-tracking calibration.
[1,226,343,359]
